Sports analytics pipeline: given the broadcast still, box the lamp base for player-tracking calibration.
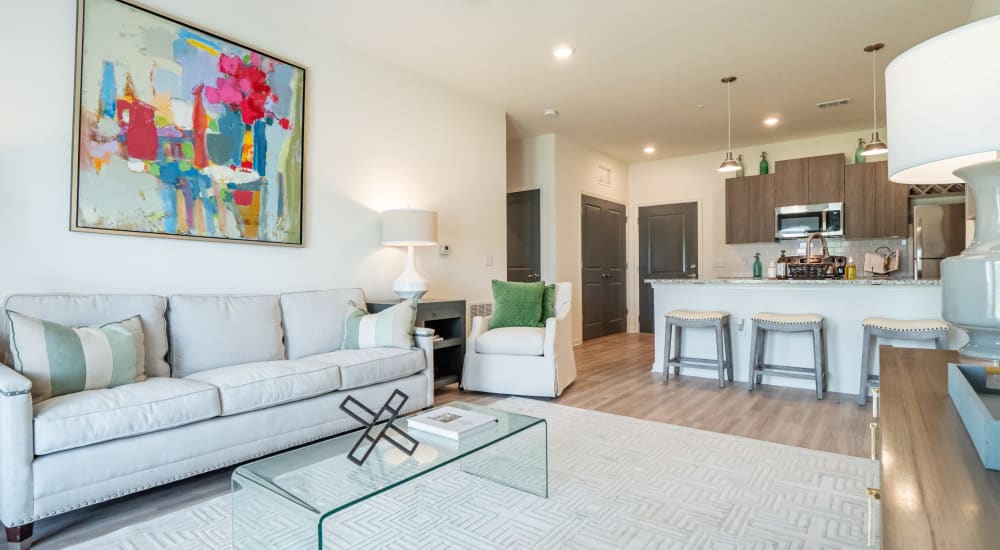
[393,245,429,302]
[942,160,1000,359]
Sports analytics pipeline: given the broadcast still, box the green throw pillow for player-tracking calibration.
[342,299,417,350]
[6,311,146,402]
[489,280,545,329]
[540,284,557,323]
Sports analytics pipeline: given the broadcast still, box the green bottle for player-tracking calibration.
[855,138,866,164]
[759,152,769,175]
[752,252,763,279]
[736,154,745,177]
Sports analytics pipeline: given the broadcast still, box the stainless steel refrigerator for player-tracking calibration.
[913,200,966,279]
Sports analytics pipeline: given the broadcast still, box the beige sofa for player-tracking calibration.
[0,290,434,548]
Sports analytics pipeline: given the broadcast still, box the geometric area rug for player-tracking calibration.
[67,398,878,549]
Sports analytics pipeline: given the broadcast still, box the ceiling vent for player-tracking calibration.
[816,98,850,109]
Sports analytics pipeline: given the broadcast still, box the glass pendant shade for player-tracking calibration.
[860,132,889,156]
[718,152,741,173]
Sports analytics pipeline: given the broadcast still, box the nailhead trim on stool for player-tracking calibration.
[862,317,950,332]
[751,312,823,325]
[666,310,728,321]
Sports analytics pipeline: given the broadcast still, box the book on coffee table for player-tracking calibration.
[407,406,498,440]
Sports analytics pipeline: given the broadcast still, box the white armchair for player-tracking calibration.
[462,282,577,397]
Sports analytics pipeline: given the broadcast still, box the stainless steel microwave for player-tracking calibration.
[774,202,844,239]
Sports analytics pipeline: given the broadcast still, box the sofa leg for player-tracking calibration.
[5,523,33,549]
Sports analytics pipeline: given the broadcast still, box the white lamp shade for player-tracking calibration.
[885,14,1000,184]
[381,209,437,246]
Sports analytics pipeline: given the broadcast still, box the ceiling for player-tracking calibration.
[305,0,974,162]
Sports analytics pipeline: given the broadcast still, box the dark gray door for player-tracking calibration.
[582,195,627,340]
[507,190,541,283]
[638,202,698,333]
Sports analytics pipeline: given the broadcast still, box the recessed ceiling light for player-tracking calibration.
[643,146,656,154]
[763,117,780,126]
[553,45,575,59]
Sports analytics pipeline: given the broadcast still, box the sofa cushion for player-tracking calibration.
[477,327,546,356]
[184,360,342,416]
[168,295,285,378]
[7,312,145,402]
[303,348,425,390]
[33,377,220,455]
[2,294,170,377]
[280,289,365,359]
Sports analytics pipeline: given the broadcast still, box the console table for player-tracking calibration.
[879,347,1000,548]
[368,298,466,388]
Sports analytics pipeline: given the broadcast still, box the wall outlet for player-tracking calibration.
[440,244,450,256]
[484,254,494,267]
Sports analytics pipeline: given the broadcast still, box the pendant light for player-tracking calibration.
[718,76,741,173]
[860,43,888,156]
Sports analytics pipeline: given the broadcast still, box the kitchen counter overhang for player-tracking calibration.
[648,278,958,395]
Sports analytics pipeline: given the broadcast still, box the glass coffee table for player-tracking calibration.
[231,401,547,549]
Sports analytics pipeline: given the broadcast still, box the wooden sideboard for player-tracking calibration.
[879,347,1000,548]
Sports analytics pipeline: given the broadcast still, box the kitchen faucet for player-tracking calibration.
[805,232,830,262]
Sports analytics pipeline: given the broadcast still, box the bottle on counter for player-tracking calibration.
[752,252,763,279]
[736,154,745,177]
[776,250,789,279]
[759,152,769,175]
[855,138,866,164]
[845,257,857,280]
[767,261,777,280]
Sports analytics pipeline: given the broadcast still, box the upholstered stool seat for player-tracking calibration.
[748,312,828,399]
[861,317,950,332]
[752,312,824,325]
[857,317,949,405]
[663,311,733,388]
[667,310,728,321]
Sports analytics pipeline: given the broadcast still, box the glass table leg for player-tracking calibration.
[458,420,548,498]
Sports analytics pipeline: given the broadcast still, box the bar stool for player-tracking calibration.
[857,317,949,405]
[748,312,828,399]
[663,310,733,388]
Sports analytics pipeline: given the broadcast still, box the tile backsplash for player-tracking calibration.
[717,237,913,279]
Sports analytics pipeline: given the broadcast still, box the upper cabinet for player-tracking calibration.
[774,154,845,206]
[844,160,909,239]
[725,174,775,244]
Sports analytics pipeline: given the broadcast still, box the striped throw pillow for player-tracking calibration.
[342,299,416,350]
[6,311,146,402]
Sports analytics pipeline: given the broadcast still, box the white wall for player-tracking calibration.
[506,134,628,345]
[553,135,628,345]
[0,1,507,306]
[626,129,888,332]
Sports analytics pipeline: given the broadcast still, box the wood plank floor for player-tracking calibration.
[31,332,872,548]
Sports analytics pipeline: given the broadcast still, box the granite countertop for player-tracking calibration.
[645,278,941,286]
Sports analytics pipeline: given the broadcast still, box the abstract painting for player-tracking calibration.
[72,0,305,246]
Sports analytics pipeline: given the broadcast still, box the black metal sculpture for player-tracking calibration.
[339,389,419,466]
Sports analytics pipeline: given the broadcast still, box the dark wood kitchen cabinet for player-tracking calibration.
[773,154,845,207]
[844,160,908,239]
[725,174,774,244]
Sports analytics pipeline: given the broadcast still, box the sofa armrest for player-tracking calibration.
[414,328,435,405]
[0,364,34,526]
[467,316,491,354]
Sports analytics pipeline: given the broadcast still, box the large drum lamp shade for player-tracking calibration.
[885,14,1000,184]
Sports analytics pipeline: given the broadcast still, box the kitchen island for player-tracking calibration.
[647,278,963,395]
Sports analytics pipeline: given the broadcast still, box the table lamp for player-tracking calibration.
[885,14,1000,359]
[381,209,438,300]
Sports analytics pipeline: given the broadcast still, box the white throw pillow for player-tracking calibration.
[341,300,416,350]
